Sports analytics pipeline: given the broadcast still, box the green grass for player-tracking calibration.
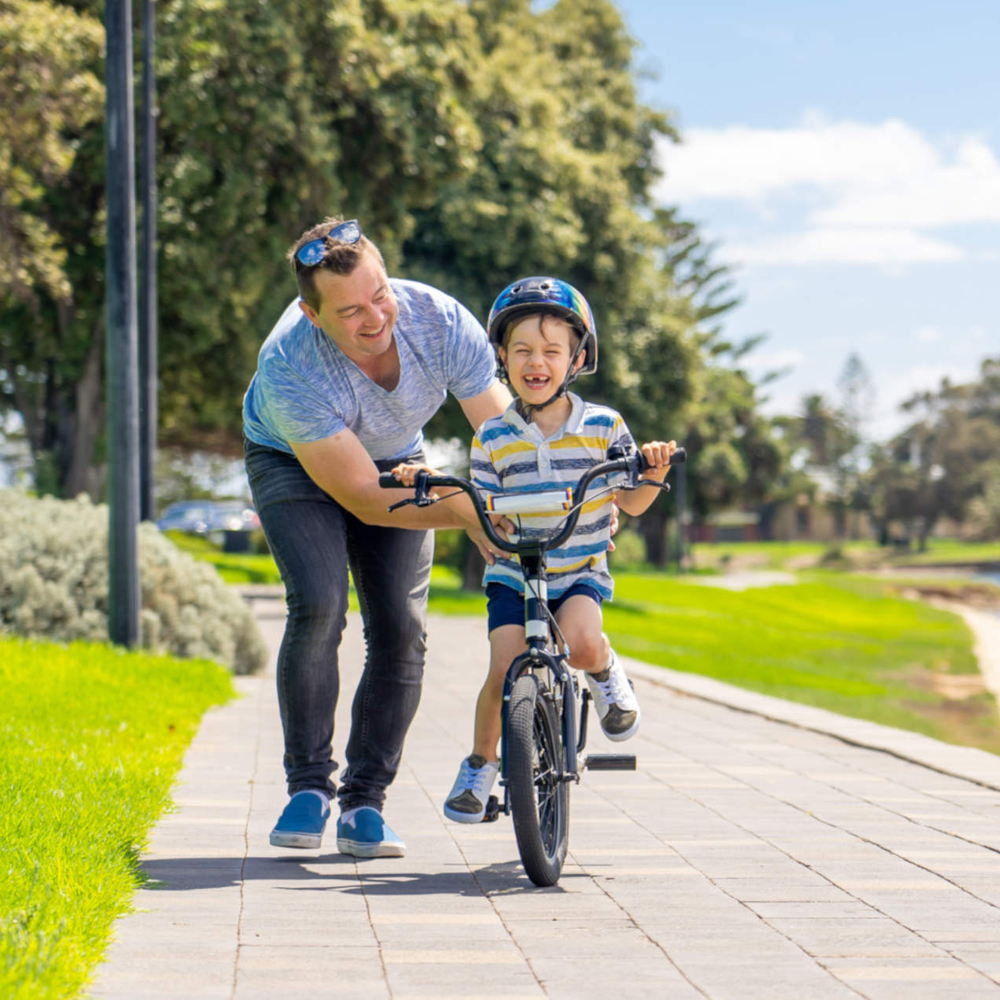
[0,637,233,999]
[163,530,283,585]
[604,571,1000,754]
[689,537,999,572]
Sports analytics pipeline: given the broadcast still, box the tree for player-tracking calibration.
[865,358,1000,549]
[0,0,104,496]
[4,0,768,533]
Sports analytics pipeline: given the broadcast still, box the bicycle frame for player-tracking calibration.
[379,445,679,803]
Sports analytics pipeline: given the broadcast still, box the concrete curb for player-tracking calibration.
[621,656,1000,793]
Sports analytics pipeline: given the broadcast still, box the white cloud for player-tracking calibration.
[653,115,1000,266]
[656,117,1000,223]
[726,228,962,266]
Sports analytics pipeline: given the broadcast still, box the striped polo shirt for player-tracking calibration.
[470,394,636,600]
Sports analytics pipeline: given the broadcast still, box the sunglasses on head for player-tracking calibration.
[295,219,362,266]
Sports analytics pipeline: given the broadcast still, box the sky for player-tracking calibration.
[614,0,999,440]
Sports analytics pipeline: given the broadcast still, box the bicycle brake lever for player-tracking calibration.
[388,496,438,511]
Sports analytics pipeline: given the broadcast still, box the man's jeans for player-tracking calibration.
[245,439,433,811]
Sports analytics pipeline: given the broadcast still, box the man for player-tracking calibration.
[242,217,510,856]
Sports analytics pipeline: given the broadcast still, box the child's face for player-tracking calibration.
[499,315,583,405]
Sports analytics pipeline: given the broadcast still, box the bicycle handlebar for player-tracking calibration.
[378,446,686,556]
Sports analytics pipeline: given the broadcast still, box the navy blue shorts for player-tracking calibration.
[485,581,603,633]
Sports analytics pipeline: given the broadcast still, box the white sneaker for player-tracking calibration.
[443,754,499,824]
[585,650,641,742]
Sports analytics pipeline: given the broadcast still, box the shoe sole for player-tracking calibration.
[337,836,406,858]
[270,830,323,849]
[443,803,485,824]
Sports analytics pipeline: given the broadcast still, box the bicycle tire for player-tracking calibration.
[507,673,569,886]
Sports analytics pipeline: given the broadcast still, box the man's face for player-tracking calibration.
[299,250,399,363]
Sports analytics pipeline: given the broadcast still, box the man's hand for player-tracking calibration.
[389,461,439,486]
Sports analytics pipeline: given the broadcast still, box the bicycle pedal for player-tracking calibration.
[481,794,500,822]
[584,754,636,771]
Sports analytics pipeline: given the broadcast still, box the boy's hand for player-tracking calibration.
[639,440,677,482]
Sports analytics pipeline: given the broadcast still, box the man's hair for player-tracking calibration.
[288,216,386,311]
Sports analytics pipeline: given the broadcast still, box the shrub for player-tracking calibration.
[0,490,266,673]
[606,528,648,571]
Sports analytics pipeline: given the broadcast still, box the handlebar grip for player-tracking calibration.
[637,446,687,471]
[378,472,408,488]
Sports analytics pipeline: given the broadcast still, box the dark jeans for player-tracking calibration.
[245,439,433,811]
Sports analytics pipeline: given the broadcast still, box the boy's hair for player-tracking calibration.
[287,217,386,311]
[500,311,583,354]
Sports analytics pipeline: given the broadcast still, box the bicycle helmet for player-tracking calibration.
[487,277,598,375]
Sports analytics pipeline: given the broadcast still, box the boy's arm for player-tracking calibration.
[615,440,677,516]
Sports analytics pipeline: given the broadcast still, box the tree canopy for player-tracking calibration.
[3,0,774,556]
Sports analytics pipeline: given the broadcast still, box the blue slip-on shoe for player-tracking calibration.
[269,790,330,849]
[337,807,406,858]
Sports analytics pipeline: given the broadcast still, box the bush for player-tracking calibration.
[606,528,648,571]
[0,490,266,673]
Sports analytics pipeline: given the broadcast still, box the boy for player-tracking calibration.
[393,277,676,823]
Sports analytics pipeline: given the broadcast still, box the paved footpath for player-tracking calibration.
[92,598,1000,999]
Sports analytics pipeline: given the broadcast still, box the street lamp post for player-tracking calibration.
[139,0,158,524]
[105,0,141,646]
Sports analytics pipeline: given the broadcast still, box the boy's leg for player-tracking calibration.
[443,621,525,824]
[555,592,641,742]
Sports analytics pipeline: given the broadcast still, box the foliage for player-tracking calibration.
[1,0,771,535]
[865,357,1000,546]
[0,489,267,672]
[0,0,105,496]
[0,635,231,999]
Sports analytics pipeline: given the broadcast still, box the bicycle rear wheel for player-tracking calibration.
[507,674,569,886]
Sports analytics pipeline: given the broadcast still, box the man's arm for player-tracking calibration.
[458,382,512,433]
[290,430,467,531]
[290,427,506,561]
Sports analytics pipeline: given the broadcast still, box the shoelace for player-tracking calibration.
[592,664,630,708]
[458,760,495,797]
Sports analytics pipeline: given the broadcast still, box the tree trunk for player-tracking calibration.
[638,505,669,567]
[462,537,486,591]
[63,330,105,499]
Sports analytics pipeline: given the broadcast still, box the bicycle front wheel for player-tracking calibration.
[507,674,569,886]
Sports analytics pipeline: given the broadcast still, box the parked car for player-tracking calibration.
[157,500,260,536]
[207,501,261,533]
[156,500,219,535]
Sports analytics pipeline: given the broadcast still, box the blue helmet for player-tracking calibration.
[486,276,598,377]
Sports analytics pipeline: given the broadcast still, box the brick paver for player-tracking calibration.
[92,602,1000,999]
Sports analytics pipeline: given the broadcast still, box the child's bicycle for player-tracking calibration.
[379,444,686,886]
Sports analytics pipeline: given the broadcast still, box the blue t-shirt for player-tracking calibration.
[242,279,496,461]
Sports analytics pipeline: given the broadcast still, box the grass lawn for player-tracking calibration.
[690,537,999,572]
[0,637,233,1000]
[605,570,999,755]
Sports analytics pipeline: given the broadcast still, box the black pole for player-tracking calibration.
[139,0,157,522]
[105,0,141,646]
